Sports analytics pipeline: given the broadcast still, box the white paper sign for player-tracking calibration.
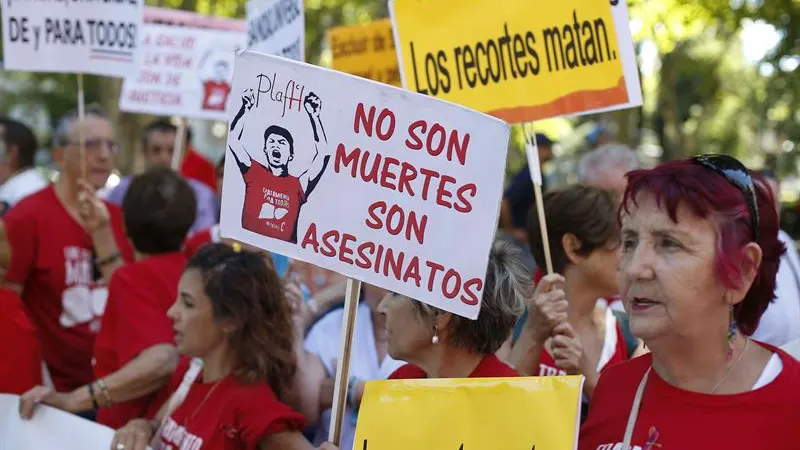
[0,394,154,450]
[246,0,304,61]
[119,23,246,121]
[220,51,509,319]
[0,0,143,77]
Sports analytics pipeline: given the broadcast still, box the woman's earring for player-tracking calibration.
[431,325,439,345]
[727,306,738,360]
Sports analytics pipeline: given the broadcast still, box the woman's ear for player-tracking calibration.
[731,242,763,305]
[434,311,453,337]
[562,233,583,265]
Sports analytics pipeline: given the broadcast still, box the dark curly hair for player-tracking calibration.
[186,243,295,399]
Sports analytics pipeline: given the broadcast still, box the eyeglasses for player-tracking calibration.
[691,154,760,242]
[69,139,120,155]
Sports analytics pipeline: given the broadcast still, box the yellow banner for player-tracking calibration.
[390,0,629,123]
[328,19,401,87]
[353,376,583,449]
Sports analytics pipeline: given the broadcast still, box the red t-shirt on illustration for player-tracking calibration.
[579,345,800,450]
[202,80,231,112]
[155,359,306,450]
[389,354,518,379]
[181,148,218,192]
[93,252,187,429]
[3,186,134,392]
[0,287,42,394]
[241,160,305,243]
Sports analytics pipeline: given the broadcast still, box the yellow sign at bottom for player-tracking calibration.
[353,376,583,450]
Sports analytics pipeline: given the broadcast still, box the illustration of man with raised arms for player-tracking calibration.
[228,89,330,243]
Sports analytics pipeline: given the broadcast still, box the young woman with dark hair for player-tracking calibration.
[110,244,337,450]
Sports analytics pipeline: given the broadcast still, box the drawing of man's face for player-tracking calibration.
[265,132,292,168]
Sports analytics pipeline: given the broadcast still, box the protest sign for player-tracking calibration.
[143,6,246,31]
[329,19,401,87]
[389,0,641,123]
[220,50,509,320]
[246,0,305,61]
[1,0,143,77]
[354,376,583,449]
[0,394,154,450]
[119,19,246,121]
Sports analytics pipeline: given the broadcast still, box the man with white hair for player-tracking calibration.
[577,143,640,203]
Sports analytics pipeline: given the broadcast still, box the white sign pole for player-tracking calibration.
[523,123,553,275]
[172,118,187,171]
[77,74,87,181]
[327,277,361,446]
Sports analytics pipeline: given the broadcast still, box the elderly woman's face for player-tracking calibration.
[619,192,727,342]
[378,292,433,361]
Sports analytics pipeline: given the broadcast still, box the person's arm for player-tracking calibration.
[19,344,177,418]
[228,89,256,174]
[284,281,329,425]
[508,274,567,375]
[298,93,331,198]
[302,280,347,332]
[508,325,547,376]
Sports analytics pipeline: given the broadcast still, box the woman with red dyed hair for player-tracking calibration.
[579,155,800,450]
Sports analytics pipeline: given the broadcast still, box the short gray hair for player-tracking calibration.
[52,103,108,147]
[412,240,528,354]
[578,143,639,182]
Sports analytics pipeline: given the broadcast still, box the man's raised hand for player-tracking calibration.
[304,93,322,117]
[242,88,255,110]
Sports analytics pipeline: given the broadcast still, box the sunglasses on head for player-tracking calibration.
[690,154,760,242]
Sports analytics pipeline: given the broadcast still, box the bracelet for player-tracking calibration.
[96,378,113,407]
[87,383,99,410]
[95,251,121,267]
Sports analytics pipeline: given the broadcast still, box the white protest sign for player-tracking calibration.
[1,0,143,77]
[246,0,305,61]
[220,51,509,319]
[0,394,154,450]
[119,22,246,121]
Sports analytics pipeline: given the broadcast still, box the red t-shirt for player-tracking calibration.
[0,287,42,394]
[537,311,629,377]
[181,148,218,192]
[93,252,187,429]
[3,186,135,392]
[201,80,232,112]
[183,225,220,259]
[579,345,800,450]
[389,354,518,379]
[155,359,306,450]
[241,161,305,243]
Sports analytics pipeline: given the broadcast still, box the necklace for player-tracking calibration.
[185,378,224,427]
[622,337,751,449]
[710,337,750,393]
